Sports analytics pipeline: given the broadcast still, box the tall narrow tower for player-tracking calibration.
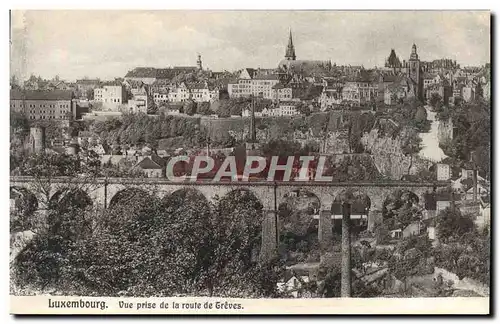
[197,53,203,70]
[285,29,296,61]
[408,43,423,100]
[250,96,256,142]
[245,95,259,154]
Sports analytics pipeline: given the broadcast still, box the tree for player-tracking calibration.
[429,93,442,109]
[296,103,311,116]
[183,100,197,116]
[413,106,430,132]
[198,102,213,115]
[86,89,94,101]
[10,111,30,136]
[13,184,283,297]
[10,75,20,89]
[436,207,474,243]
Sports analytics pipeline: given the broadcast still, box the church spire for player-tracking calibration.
[410,43,419,61]
[285,29,296,61]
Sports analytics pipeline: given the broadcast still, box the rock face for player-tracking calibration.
[361,129,413,180]
[361,129,432,180]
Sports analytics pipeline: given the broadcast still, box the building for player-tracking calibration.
[406,44,424,101]
[319,77,343,110]
[342,77,378,104]
[436,163,451,181]
[127,84,150,113]
[131,154,166,178]
[462,81,477,102]
[425,81,452,105]
[228,74,280,99]
[277,30,332,77]
[186,82,220,103]
[76,78,101,97]
[271,83,293,102]
[166,82,219,103]
[384,49,403,73]
[94,84,126,111]
[10,89,76,123]
[153,91,169,106]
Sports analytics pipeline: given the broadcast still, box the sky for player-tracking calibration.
[10,10,490,82]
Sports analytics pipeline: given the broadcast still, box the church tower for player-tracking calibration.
[285,29,296,61]
[408,44,423,100]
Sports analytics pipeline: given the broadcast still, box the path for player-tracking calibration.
[418,106,448,162]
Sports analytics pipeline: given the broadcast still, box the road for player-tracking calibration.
[418,106,448,162]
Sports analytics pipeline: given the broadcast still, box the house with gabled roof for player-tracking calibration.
[131,154,166,178]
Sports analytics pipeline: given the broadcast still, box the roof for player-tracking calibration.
[10,89,74,101]
[134,155,166,170]
[76,79,100,85]
[278,101,298,106]
[125,67,157,78]
[243,68,256,78]
[125,67,197,80]
[382,74,399,83]
[187,82,208,90]
[422,72,437,79]
[253,74,279,81]
[278,60,332,77]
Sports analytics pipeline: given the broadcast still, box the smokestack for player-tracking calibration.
[250,96,256,142]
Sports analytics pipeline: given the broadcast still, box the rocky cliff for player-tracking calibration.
[361,129,432,180]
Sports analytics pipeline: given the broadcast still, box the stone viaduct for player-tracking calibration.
[10,176,448,260]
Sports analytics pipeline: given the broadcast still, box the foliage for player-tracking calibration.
[429,93,442,109]
[317,265,383,298]
[19,153,82,178]
[10,111,30,136]
[87,112,204,150]
[433,229,490,284]
[10,188,38,233]
[197,102,213,115]
[388,235,434,290]
[296,103,311,116]
[438,98,491,179]
[345,112,376,153]
[436,207,474,243]
[13,187,284,297]
[217,98,252,118]
[324,155,382,182]
[382,189,421,230]
[183,100,197,116]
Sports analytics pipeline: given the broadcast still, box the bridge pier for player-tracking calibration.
[318,209,334,253]
[260,209,278,262]
[368,209,382,232]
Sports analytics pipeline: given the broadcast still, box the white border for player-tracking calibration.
[2,2,497,324]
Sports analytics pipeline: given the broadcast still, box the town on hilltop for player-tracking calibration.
[10,26,491,302]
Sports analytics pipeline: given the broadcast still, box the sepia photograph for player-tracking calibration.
[8,9,491,315]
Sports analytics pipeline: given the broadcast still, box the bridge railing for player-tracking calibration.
[10,175,450,187]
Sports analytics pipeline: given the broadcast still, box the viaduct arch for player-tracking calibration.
[10,176,446,260]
